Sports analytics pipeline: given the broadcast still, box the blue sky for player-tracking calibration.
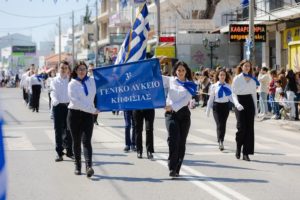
[0,0,97,43]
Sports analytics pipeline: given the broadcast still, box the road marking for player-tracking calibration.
[4,132,35,151]
[4,126,53,131]
[195,128,272,150]
[155,154,250,200]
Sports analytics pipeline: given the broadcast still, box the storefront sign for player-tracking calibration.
[159,36,176,43]
[283,26,300,49]
[155,46,175,58]
[229,24,266,42]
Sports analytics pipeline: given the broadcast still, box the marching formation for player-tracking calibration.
[16,57,300,179]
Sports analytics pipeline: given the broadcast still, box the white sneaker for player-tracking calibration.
[271,115,277,119]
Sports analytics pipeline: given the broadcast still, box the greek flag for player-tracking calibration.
[115,3,150,64]
[0,117,6,200]
[241,0,249,7]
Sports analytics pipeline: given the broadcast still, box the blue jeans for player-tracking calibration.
[259,92,268,114]
[124,111,136,147]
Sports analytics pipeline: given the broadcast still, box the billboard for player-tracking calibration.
[229,24,266,42]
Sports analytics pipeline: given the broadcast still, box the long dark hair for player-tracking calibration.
[236,59,253,75]
[172,61,193,81]
[285,69,297,93]
[214,69,231,84]
[70,61,88,79]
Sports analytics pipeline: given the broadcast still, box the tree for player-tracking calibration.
[83,5,92,24]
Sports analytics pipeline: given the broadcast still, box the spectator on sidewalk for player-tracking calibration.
[258,67,270,118]
[285,70,297,120]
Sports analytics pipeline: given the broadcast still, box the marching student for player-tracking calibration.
[67,61,99,177]
[88,63,99,125]
[123,110,136,152]
[232,60,258,162]
[206,69,233,151]
[29,69,43,112]
[162,61,197,177]
[20,68,30,105]
[50,61,73,162]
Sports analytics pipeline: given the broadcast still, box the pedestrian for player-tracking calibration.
[29,69,43,112]
[162,61,197,177]
[257,67,270,118]
[285,69,297,120]
[50,61,73,162]
[20,68,30,105]
[206,69,233,151]
[199,69,211,107]
[133,108,155,159]
[67,61,99,177]
[232,60,258,162]
[123,110,136,152]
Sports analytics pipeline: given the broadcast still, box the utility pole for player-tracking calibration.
[249,0,255,66]
[72,10,75,68]
[95,0,99,67]
[156,0,160,46]
[58,16,61,65]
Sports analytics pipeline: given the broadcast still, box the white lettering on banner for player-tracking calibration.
[111,93,151,104]
[98,81,161,95]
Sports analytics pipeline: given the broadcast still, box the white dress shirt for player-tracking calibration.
[68,77,97,114]
[232,73,258,115]
[50,74,70,106]
[162,76,192,112]
[20,72,29,89]
[258,73,270,93]
[29,75,43,94]
[206,82,233,113]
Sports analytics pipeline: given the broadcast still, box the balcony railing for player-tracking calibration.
[221,0,300,26]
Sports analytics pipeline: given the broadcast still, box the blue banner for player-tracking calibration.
[93,59,166,111]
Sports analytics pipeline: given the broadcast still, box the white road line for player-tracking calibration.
[45,130,55,145]
[195,128,272,150]
[155,154,250,200]
[4,132,35,151]
[113,126,251,199]
[4,126,53,130]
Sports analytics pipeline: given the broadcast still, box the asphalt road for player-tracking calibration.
[2,88,300,200]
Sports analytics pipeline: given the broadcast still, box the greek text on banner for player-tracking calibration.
[93,59,166,111]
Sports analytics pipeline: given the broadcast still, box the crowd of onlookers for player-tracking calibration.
[0,70,21,88]
[192,66,300,121]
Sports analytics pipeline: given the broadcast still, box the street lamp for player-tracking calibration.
[202,38,220,69]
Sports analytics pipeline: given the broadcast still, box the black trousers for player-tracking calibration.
[133,109,155,153]
[53,103,72,156]
[235,95,255,155]
[31,85,41,110]
[213,102,230,142]
[22,88,28,104]
[48,92,51,110]
[67,109,94,167]
[165,106,190,173]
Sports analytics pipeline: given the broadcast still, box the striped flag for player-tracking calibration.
[241,0,249,7]
[115,3,150,65]
[0,115,6,200]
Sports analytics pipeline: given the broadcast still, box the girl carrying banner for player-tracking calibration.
[162,61,197,178]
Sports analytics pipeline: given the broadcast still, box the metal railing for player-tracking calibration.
[221,0,300,26]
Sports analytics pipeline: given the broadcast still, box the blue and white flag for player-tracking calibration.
[115,3,150,64]
[120,0,128,8]
[93,59,166,111]
[0,113,6,200]
[241,0,249,7]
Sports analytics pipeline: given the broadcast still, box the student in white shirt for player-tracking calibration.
[206,69,233,151]
[50,61,73,162]
[257,67,270,117]
[20,69,30,104]
[163,61,197,177]
[67,61,99,177]
[29,69,43,112]
[232,60,258,162]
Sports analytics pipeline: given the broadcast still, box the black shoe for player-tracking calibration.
[235,144,241,159]
[219,141,224,151]
[66,153,74,160]
[123,146,130,153]
[55,156,63,162]
[243,155,251,161]
[86,167,94,178]
[169,170,176,177]
[131,145,137,152]
[36,109,39,113]
[147,151,153,160]
[94,121,99,125]
[32,108,35,112]
[137,152,142,159]
[74,169,81,175]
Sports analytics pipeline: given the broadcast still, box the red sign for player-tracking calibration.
[159,36,176,43]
